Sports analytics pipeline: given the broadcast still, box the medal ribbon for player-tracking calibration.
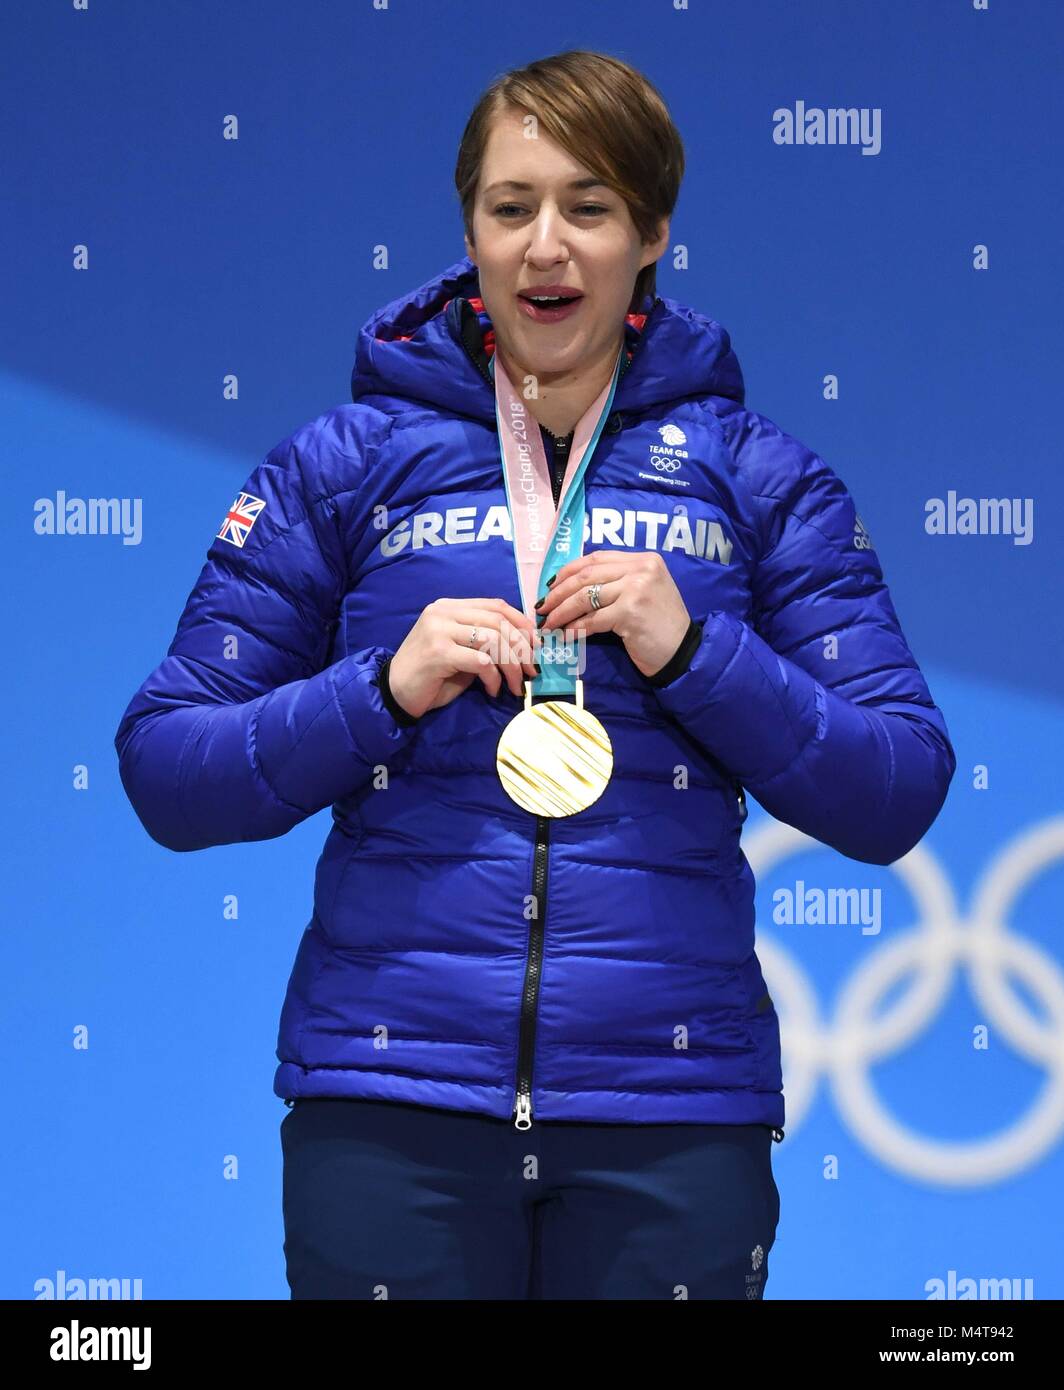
[490,347,623,696]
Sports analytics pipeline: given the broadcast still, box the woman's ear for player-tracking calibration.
[642,218,670,267]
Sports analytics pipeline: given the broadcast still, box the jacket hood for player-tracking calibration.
[350,255,745,425]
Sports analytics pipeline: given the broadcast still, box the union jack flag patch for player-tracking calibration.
[217,492,267,548]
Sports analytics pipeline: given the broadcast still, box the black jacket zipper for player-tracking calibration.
[514,815,549,1129]
[513,427,572,1130]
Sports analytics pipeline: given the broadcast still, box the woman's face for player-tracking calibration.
[465,105,668,383]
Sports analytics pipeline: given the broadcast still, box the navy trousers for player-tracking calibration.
[280,1097,781,1300]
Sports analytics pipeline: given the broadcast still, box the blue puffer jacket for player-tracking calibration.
[114,255,955,1130]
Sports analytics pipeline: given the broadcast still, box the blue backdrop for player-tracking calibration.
[3,0,1060,1300]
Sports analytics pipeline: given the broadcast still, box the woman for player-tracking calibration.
[115,50,955,1299]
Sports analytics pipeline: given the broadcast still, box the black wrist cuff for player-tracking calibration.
[375,656,420,726]
[645,619,703,688]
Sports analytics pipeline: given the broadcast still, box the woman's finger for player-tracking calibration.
[539,577,625,631]
[538,565,628,618]
[435,639,505,696]
[441,614,538,698]
[544,550,641,601]
[444,612,539,673]
[447,596,537,639]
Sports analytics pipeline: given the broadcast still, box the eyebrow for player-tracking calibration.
[482,178,611,195]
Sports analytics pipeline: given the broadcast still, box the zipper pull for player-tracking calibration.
[514,1092,533,1130]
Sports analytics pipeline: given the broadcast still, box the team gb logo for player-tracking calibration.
[659,423,687,447]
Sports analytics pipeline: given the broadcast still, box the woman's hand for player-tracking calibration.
[535,550,691,679]
[387,598,540,720]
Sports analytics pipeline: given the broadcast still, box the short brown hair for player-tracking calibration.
[454,50,685,315]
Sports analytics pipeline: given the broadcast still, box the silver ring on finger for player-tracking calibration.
[468,626,479,646]
[588,583,602,611]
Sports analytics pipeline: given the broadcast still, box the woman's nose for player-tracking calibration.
[525,208,570,261]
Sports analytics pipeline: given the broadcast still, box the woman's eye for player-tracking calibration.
[493,202,609,218]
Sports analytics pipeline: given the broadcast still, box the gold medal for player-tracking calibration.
[496,677,613,818]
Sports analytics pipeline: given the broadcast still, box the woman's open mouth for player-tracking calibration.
[516,291,584,323]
